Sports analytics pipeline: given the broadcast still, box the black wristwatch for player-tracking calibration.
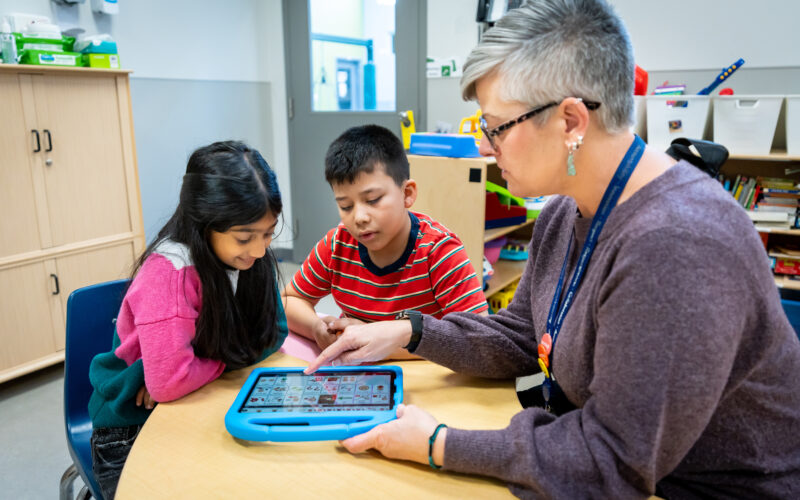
[396,309,423,353]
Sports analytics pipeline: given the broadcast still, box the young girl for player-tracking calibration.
[87,141,287,499]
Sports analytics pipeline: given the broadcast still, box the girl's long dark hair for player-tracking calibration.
[131,141,283,369]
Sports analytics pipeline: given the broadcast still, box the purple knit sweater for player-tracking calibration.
[417,162,800,499]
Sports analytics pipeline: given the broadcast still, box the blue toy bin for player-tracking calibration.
[408,133,481,158]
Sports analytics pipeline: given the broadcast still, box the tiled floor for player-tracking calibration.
[0,261,339,499]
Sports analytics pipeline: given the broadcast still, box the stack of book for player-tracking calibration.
[755,177,800,228]
[719,175,800,228]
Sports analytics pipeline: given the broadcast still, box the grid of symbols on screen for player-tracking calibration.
[241,372,393,413]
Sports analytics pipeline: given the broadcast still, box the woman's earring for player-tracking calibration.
[566,136,583,176]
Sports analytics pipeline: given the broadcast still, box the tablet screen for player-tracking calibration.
[239,370,396,413]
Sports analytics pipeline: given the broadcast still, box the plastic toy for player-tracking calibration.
[634,64,648,96]
[482,256,494,290]
[458,109,483,141]
[408,133,481,158]
[499,241,529,261]
[399,110,416,149]
[697,58,744,95]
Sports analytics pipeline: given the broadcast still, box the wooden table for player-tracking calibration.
[116,352,519,499]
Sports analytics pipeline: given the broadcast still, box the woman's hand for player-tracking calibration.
[340,404,445,466]
[135,385,156,410]
[310,316,339,350]
[304,320,412,374]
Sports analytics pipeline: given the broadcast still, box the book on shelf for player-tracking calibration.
[759,177,797,190]
[756,204,798,213]
[746,211,793,223]
[775,259,800,275]
[761,188,800,197]
[760,196,800,205]
[773,244,800,256]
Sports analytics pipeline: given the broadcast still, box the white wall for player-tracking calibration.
[425,0,800,130]
[614,0,800,71]
[0,0,292,248]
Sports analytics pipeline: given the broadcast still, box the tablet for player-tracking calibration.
[224,366,403,442]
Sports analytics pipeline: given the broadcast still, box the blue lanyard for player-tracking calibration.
[545,135,646,373]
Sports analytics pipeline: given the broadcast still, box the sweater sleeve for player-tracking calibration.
[439,228,754,498]
[415,246,540,378]
[121,255,225,402]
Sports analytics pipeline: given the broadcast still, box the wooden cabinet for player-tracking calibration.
[0,66,144,383]
[409,154,534,299]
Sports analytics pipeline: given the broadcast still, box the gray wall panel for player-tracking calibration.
[130,78,274,242]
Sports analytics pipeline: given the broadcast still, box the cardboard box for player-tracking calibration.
[81,53,121,69]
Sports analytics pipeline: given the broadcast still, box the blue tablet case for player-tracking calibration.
[225,366,403,442]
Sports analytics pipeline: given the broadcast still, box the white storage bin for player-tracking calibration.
[632,95,647,142]
[646,95,710,151]
[786,95,800,156]
[713,95,783,156]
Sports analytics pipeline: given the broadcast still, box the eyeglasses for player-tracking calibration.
[479,99,601,151]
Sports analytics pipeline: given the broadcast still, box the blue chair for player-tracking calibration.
[60,279,129,500]
[781,299,800,340]
[779,287,800,340]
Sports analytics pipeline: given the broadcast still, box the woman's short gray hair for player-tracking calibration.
[461,0,635,133]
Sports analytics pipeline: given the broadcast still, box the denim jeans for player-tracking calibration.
[90,424,143,500]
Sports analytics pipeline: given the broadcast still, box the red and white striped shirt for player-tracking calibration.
[291,212,488,321]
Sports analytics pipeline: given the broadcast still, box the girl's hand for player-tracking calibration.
[311,316,339,350]
[304,320,412,373]
[135,385,156,410]
[340,404,445,466]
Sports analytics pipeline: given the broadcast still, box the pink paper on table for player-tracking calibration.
[278,331,323,362]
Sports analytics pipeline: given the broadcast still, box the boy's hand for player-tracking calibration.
[311,316,340,349]
[136,385,156,410]
[327,317,365,333]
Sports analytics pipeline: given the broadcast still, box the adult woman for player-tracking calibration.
[306,0,800,497]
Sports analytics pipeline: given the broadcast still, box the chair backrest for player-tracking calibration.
[781,299,800,341]
[63,279,130,498]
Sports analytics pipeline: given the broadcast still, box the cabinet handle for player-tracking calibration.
[44,129,52,152]
[50,273,60,295]
[32,130,41,153]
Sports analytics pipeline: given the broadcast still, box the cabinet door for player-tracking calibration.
[409,156,487,275]
[0,261,61,376]
[51,242,137,350]
[32,74,132,247]
[0,73,45,258]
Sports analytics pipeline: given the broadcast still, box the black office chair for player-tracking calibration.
[666,137,729,178]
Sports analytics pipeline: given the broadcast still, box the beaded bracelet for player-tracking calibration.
[428,423,448,470]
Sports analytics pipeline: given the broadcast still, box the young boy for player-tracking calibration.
[283,125,488,357]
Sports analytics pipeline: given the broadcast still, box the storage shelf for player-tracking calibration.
[729,150,800,162]
[755,226,800,235]
[768,251,800,260]
[775,275,800,290]
[0,65,131,76]
[483,219,534,243]
[484,259,526,297]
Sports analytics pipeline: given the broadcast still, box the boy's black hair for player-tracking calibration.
[324,124,409,186]
[130,141,283,370]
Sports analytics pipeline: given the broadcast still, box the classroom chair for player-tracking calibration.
[60,279,130,500]
[779,288,800,341]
